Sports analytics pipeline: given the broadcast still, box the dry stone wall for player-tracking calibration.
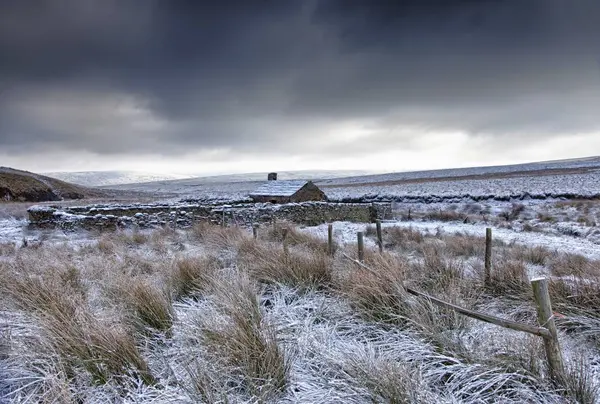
[28,201,392,230]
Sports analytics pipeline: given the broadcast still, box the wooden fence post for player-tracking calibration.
[531,278,565,383]
[252,224,258,239]
[357,231,364,262]
[484,227,492,286]
[328,223,334,256]
[376,219,383,253]
[282,228,289,255]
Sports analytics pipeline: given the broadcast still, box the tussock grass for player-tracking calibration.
[549,253,599,277]
[412,243,465,293]
[4,218,600,402]
[200,272,290,399]
[486,260,531,297]
[110,229,150,246]
[0,264,154,386]
[382,226,425,249]
[340,348,426,403]
[116,279,175,334]
[499,203,526,221]
[189,222,247,249]
[444,233,485,258]
[537,211,557,223]
[172,255,221,299]
[43,310,155,385]
[425,209,468,223]
[561,354,599,404]
[337,252,410,324]
[264,222,331,253]
[549,277,600,317]
[0,268,81,318]
[96,235,118,254]
[238,239,332,289]
[509,245,554,266]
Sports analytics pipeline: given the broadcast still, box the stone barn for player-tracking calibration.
[249,180,327,204]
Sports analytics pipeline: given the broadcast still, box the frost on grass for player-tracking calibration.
[0,222,598,403]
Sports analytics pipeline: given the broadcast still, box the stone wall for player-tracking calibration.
[28,201,392,230]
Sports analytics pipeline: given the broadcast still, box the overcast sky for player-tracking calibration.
[1,0,599,175]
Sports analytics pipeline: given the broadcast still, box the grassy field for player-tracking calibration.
[1,220,600,403]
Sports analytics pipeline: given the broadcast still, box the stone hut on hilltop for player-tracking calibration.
[249,176,327,204]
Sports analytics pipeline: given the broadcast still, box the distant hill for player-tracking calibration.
[105,170,372,189]
[0,167,109,202]
[43,170,192,187]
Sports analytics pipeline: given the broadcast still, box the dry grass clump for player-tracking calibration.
[549,277,600,316]
[546,254,600,315]
[0,265,154,386]
[425,209,468,223]
[96,227,178,255]
[486,260,531,297]
[43,310,155,385]
[338,250,469,349]
[111,229,150,246]
[577,215,596,227]
[238,239,332,290]
[337,252,411,324]
[96,235,118,254]
[411,244,465,294]
[113,279,175,334]
[498,203,526,221]
[537,211,557,223]
[341,351,425,403]
[172,255,222,299]
[508,245,554,266]
[549,253,599,277]
[0,269,80,320]
[443,233,485,258]
[264,222,331,254]
[382,226,426,250]
[561,354,600,404]
[201,273,290,399]
[189,222,247,249]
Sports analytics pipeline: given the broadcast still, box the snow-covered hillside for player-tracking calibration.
[104,156,600,203]
[319,155,600,186]
[44,171,193,187]
[103,170,371,188]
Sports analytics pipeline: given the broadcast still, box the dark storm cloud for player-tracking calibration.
[0,0,599,157]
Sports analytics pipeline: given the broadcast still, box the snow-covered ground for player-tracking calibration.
[90,169,600,203]
[319,155,600,186]
[0,219,27,247]
[100,156,600,202]
[302,219,600,260]
[44,170,193,187]
[324,171,600,201]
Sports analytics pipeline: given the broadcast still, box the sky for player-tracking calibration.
[1,0,599,175]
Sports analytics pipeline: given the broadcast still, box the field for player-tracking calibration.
[2,158,600,403]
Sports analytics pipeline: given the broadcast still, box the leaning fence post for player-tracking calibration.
[376,219,383,253]
[252,224,258,239]
[484,228,492,286]
[328,223,334,256]
[282,228,289,255]
[357,231,364,262]
[531,278,565,383]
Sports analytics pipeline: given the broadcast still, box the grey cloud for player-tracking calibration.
[0,0,599,160]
